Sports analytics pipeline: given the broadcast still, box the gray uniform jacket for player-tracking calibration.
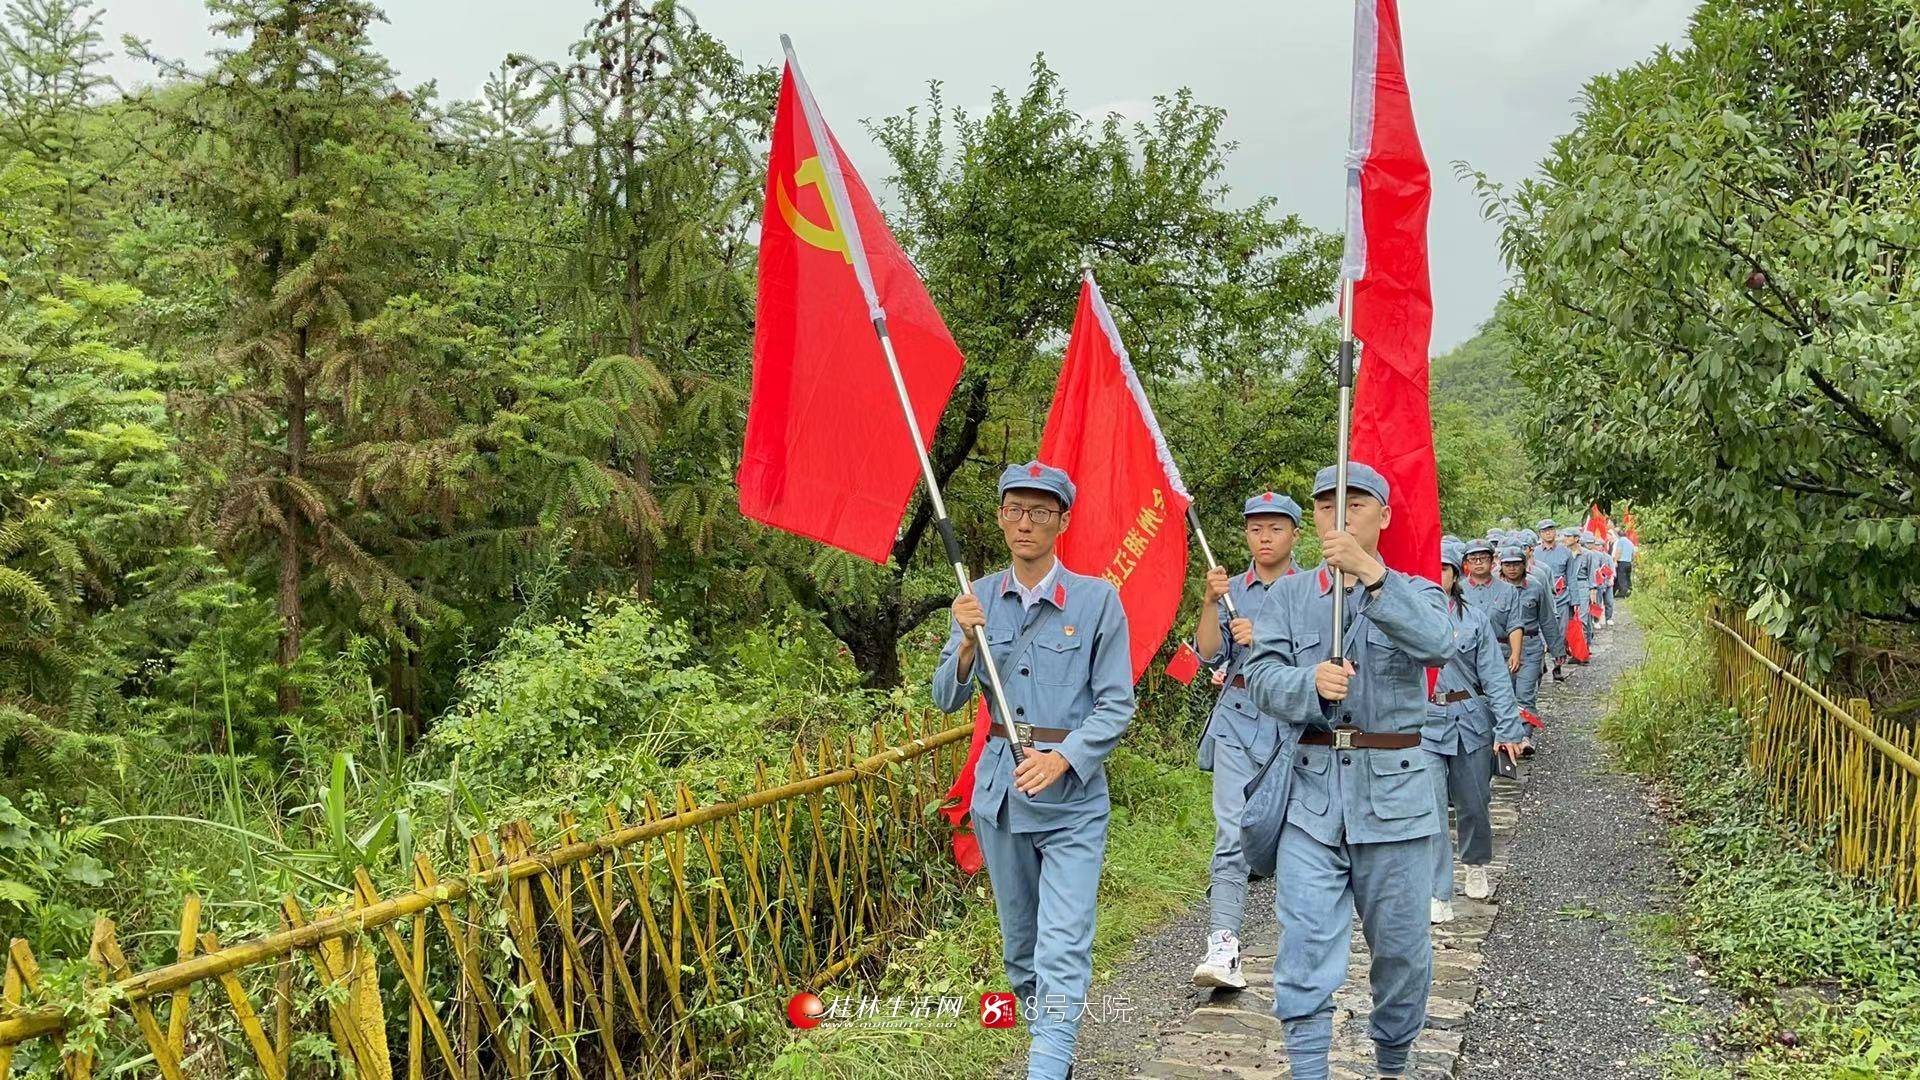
[1514,568,1563,654]
[932,565,1134,833]
[1535,544,1573,608]
[1239,565,1458,846]
[1459,577,1520,638]
[1422,600,1527,755]
[1199,562,1300,767]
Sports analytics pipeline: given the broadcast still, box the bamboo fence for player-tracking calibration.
[0,717,974,1078]
[1707,604,1920,907]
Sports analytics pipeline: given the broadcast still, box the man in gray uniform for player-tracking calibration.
[1561,529,1596,648]
[1458,537,1521,669]
[1534,520,1574,678]
[1191,491,1303,990]
[1498,544,1557,723]
[1587,531,1618,626]
[933,462,1134,1080]
[1240,462,1457,1080]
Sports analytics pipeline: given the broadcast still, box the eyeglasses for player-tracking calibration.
[998,505,1062,524]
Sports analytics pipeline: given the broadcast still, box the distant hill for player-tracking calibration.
[1431,319,1533,429]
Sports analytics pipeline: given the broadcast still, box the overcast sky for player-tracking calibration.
[95,0,1699,353]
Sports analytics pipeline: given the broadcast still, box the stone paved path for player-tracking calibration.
[1126,782,1520,1080]
[1055,615,1646,1080]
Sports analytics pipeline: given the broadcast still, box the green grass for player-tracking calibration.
[1604,560,1920,1079]
[761,745,1215,1078]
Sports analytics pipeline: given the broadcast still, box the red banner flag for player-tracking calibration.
[1342,0,1438,587]
[736,49,965,562]
[938,275,1192,874]
[1585,504,1613,546]
[1041,277,1193,677]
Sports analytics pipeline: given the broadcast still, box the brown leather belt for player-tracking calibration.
[1300,726,1421,750]
[989,723,1071,743]
[1430,690,1474,705]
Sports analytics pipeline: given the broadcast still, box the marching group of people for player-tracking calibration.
[931,458,1638,1080]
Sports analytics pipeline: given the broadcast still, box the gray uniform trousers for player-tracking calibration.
[1429,749,1496,901]
[1274,823,1433,1079]
[1514,635,1546,713]
[973,809,1109,1078]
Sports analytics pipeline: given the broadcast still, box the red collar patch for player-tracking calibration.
[1052,581,1068,607]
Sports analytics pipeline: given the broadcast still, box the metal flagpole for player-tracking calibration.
[1329,276,1356,662]
[782,35,1025,759]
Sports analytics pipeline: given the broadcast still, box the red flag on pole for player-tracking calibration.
[939,274,1193,874]
[736,56,965,562]
[1342,0,1438,587]
[1041,277,1192,678]
[1165,642,1203,686]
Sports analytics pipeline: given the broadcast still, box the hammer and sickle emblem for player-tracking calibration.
[775,155,852,264]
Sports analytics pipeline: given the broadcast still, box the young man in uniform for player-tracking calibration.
[1534,520,1574,679]
[933,462,1134,1080]
[1561,529,1596,648]
[1239,462,1457,1080]
[1459,537,1521,672]
[1498,544,1557,728]
[1587,532,1618,626]
[1191,491,1303,990]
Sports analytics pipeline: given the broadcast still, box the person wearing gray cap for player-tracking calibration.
[1586,531,1618,626]
[1237,460,1456,1080]
[1191,490,1304,990]
[1459,538,1521,671]
[1534,520,1574,679]
[1498,544,1557,738]
[1561,529,1597,650]
[1427,540,1528,919]
[932,461,1134,1080]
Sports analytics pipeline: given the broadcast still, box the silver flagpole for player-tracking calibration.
[1330,276,1356,661]
[782,35,1024,758]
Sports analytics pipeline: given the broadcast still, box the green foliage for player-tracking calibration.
[1604,557,1920,1075]
[1475,0,1920,672]
[0,791,111,957]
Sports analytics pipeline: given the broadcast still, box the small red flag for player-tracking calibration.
[1166,642,1203,686]
[737,52,965,562]
[1343,0,1439,591]
[1521,707,1544,730]
[1566,615,1590,662]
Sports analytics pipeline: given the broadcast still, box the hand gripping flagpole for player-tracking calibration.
[783,36,1025,760]
[1330,276,1356,662]
[1077,257,1239,623]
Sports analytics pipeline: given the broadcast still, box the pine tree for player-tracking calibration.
[135,1,474,714]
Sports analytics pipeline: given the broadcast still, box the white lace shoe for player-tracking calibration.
[1464,865,1492,900]
[1191,930,1246,990]
[1430,898,1455,924]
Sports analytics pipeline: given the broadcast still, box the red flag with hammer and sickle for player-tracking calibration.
[737,59,965,563]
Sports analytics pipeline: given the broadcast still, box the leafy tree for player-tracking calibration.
[514,0,774,601]
[1474,0,1920,666]
[132,0,485,713]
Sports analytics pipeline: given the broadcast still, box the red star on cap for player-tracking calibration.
[1028,464,1043,478]
[1262,492,1275,502]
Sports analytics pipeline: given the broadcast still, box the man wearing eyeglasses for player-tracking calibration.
[931,460,1134,1080]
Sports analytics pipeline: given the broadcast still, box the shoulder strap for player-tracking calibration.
[981,602,1063,722]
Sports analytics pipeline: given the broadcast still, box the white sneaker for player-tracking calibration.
[1430,898,1455,924]
[1464,865,1492,900]
[1192,930,1246,990]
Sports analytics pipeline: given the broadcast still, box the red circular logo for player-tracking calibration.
[786,992,825,1028]
[1028,464,1043,477]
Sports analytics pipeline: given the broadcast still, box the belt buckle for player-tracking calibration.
[1332,728,1356,751]
[1014,721,1035,742]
